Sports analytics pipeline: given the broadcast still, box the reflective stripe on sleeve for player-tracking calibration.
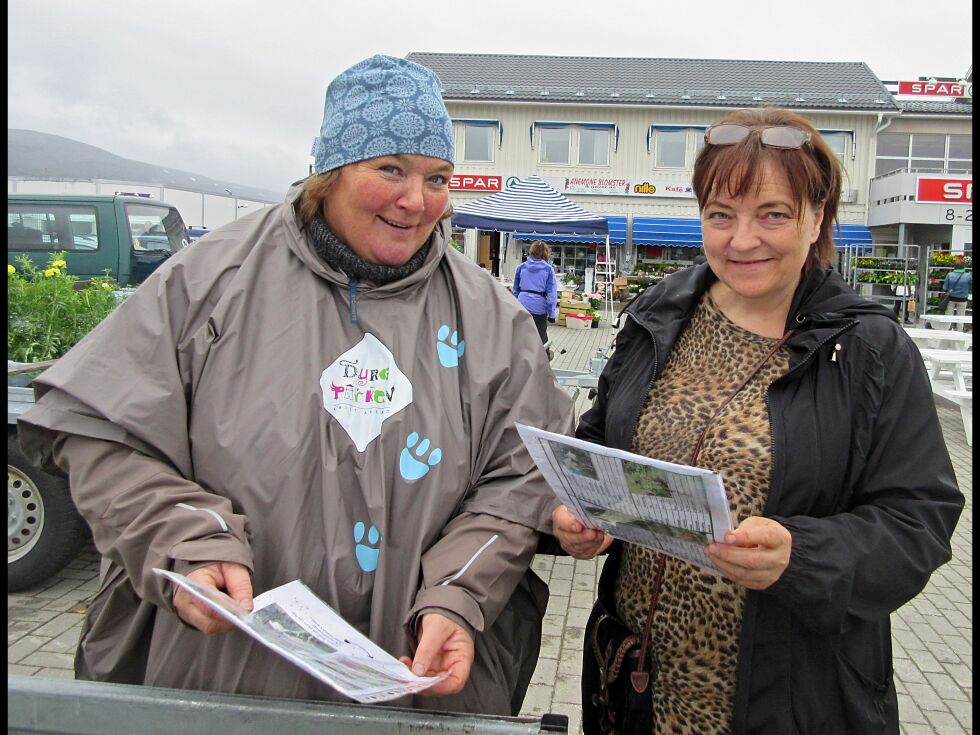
[440,534,499,586]
[175,502,230,532]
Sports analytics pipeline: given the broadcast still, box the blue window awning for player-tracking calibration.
[833,224,872,247]
[632,217,702,247]
[511,216,627,244]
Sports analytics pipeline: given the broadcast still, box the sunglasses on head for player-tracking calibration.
[704,124,812,149]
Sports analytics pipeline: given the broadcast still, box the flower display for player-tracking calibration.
[8,251,119,362]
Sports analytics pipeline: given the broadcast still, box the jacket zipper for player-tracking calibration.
[348,278,359,324]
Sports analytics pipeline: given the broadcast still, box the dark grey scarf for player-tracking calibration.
[308,213,432,285]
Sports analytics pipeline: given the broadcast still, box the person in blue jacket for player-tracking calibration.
[942,256,972,329]
[512,240,558,344]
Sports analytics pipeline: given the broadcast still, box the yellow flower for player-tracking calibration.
[101,282,113,290]
[7,264,15,274]
[44,267,60,277]
[52,259,67,268]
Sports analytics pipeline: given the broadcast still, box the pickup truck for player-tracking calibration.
[7,193,190,286]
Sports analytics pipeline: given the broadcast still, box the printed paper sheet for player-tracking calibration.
[516,424,734,571]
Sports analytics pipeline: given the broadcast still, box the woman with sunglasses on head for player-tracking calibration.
[551,107,963,734]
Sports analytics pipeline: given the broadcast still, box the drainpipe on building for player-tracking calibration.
[869,112,900,254]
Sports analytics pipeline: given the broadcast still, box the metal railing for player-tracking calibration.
[8,675,569,735]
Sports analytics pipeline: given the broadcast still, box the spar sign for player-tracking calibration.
[916,177,973,204]
[449,175,502,191]
[898,80,972,98]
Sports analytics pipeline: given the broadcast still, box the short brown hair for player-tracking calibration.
[298,170,455,228]
[692,107,841,266]
[528,240,550,260]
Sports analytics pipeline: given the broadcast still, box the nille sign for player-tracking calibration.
[898,81,972,98]
[449,175,502,191]
[916,177,973,204]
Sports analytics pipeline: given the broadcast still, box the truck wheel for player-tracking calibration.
[8,434,88,592]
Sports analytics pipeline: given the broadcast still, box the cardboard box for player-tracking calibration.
[612,276,629,300]
[565,314,592,329]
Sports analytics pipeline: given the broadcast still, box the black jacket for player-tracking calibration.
[577,263,964,734]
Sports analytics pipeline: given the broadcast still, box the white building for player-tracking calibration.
[409,52,894,281]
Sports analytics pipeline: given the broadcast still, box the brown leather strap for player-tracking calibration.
[689,328,795,467]
[628,327,795,694]
[630,553,666,692]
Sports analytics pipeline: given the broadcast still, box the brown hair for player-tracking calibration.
[528,240,550,260]
[298,170,454,227]
[692,107,841,266]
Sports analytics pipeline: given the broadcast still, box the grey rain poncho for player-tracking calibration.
[19,183,575,714]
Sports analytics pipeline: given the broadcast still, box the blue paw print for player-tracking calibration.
[436,325,465,368]
[353,521,381,572]
[399,431,442,481]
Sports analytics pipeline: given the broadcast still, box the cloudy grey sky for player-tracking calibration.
[8,0,972,196]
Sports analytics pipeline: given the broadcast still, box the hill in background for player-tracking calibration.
[8,129,283,204]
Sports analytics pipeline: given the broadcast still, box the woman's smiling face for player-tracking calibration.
[323,154,454,266]
[700,161,823,309]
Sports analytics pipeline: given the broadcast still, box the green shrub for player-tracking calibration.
[7,252,119,363]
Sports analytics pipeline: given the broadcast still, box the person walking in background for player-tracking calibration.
[18,54,574,716]
[551,107,963,734]
[513,240,558,344]
[943,256,972,330]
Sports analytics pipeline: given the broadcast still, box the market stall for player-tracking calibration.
[452,176,613,322]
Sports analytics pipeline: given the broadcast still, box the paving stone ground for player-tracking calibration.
[8,318,972,734]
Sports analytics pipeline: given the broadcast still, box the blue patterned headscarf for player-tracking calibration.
[313,55,455,173]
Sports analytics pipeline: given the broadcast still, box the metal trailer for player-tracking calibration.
[8,675,568,735]
[8,361,91,592]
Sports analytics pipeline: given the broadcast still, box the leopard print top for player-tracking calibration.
[613,291,791,735]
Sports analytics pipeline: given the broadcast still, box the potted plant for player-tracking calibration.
[591,309,601,328]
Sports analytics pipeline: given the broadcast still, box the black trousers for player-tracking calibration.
[530,312,549,344]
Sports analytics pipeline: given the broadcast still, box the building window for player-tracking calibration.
[535,123,615,167]
[823,133,847,161]
[655,131,688,168]
[539,127,570,164]
[463,124,494,162]
[948,135,972,173]
[578,128,610,166]
[875,132,972,176]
